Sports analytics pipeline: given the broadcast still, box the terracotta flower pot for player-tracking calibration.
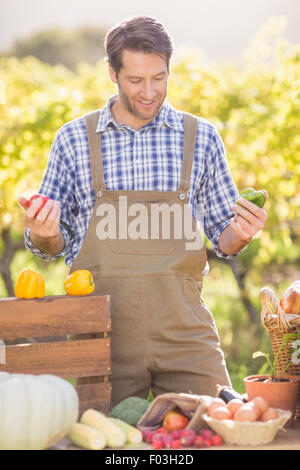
[243,374,299,427]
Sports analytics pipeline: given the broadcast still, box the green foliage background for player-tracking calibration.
[0,19,299,392]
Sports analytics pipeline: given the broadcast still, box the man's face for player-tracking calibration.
[109,49,169,126]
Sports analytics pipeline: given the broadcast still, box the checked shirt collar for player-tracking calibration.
[96,95,184,133]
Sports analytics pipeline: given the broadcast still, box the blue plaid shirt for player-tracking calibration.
[25,96,239,267]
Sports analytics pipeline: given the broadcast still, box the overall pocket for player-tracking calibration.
[107,201,178,255]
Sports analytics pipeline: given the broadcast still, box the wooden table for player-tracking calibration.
[52,421,300,450]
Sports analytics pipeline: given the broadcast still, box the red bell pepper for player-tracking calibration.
[26,194,50,215]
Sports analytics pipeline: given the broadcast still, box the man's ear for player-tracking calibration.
[108,64,118,84]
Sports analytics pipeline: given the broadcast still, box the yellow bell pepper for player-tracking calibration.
[64,270,95,296]
[14,269,45,299]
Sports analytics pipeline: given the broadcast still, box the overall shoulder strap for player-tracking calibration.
[85,110,106,196]
[177,112,198,194]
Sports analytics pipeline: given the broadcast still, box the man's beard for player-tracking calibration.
[117,81,166,122]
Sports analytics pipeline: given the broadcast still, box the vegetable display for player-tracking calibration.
[0,372,79,450]
[66,392,287,449]
[64,269,95,296]
[237,187,266,208]
[14,268,45,299]
[67,407,223,450]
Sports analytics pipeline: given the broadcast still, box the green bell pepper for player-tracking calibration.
[237,187,266,208]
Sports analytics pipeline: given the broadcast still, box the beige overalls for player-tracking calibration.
[70,110,231,406]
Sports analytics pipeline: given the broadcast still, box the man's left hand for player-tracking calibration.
[218,190,268,256]
[230,190,268,243]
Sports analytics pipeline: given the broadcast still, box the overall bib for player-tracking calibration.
[70,110,231,406]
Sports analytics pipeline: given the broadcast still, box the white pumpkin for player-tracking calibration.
[0,372,79,450]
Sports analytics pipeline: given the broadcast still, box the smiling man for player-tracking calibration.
[109,49,168,128]
[19,16,268,406]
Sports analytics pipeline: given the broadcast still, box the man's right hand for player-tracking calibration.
[18,196,65,255]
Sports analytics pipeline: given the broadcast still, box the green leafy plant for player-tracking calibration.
[252,332,300,381]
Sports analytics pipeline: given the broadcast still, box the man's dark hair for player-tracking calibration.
[104,16,174,75]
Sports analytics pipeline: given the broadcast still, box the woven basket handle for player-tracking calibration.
[260,286,291,330]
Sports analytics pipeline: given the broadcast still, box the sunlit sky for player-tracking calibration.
[0,0,299,62]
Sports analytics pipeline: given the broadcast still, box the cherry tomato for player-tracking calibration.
[194,435,205,448]
[211,434,223,446]
[171,439,181,449]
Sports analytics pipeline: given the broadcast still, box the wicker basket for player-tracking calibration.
[201,410,291,446]
[260,286,300,420]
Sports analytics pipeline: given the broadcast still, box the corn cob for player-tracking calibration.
[107,417,143,444]
[68,422,106,450]
[81,409,126,448]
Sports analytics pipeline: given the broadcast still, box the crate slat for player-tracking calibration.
[0,295,111,339]
[76,382,112,415]
[0,338,111,378]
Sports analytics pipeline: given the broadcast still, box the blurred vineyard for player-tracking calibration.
[0,19,299,391]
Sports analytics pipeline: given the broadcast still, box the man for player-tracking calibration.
[18,16,268,405]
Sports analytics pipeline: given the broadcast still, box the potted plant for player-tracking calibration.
[244,332,300,426]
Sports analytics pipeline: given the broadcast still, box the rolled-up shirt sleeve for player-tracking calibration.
[195,125,239,259]
[25,128,76,261]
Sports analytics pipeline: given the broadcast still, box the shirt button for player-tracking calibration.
[179,193,186,200]
[96,190,103,197]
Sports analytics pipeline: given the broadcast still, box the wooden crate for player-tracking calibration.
[0,294,111,416]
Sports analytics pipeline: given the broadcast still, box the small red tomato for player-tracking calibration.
[152,433,165,444]
[211,434,223,446]
[152,440,163,450]
[203,438,213,447]
[194,435,205,448]
[180,429,196,438]
[155,427,168,434]
[162,411,189,432]
[26,194,50,215]
[171,439,181,449]
[145,431,155,443]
